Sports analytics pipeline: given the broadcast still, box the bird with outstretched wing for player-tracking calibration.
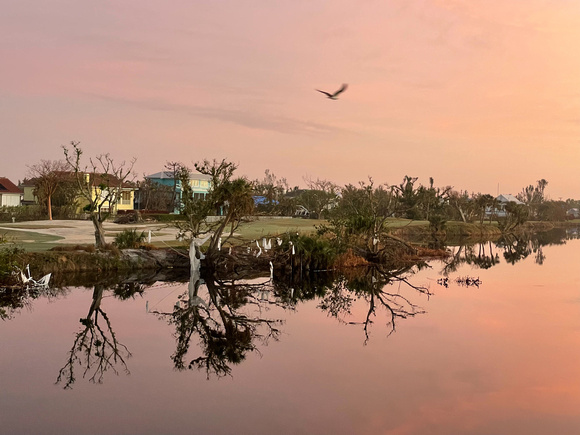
[316,83,348,100]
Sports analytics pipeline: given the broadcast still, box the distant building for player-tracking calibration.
[486,194,525,218]
[144,170,211,213]
[566,208,580,219]
[495,194,523,205]
[0,177,23,207]
[19,179,38,206]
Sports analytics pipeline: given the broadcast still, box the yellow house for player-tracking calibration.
[77,173,136,215]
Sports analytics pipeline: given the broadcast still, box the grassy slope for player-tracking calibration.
[235,218,326,240]
[0,228,64,252]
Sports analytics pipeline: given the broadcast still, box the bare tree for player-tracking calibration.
[63,141,136,248]
[299,176,340,219]
[137,177,174,212]
[26,159,71,220]
[164,161,185,212]
[253,169,289,215]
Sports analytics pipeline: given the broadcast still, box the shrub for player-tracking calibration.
[0,244,22,285]
[50,244,96,253]
[113,229,147,249]
[0,205,45,223]
[140,213,183,223]
[280,233,341,271]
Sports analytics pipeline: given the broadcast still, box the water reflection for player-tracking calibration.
[56,284,131,389]
[317,265,430,343]
[7,227,578,388]
[152,272,284,379]
[442,227,580,273]
[443,241,500,274]
[0,286,35,321]
[0,284,67,320]
[41,262,431,386]
[4,237,580,433]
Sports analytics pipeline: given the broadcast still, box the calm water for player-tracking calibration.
[2,231,580,434]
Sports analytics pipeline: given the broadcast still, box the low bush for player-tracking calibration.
[113,229,146,249]
[0,245,23,285]
[0,205,45,223]
[144,213,184,223]
[50,244,97,253]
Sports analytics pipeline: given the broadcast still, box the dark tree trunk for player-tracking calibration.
[91,214,107,248]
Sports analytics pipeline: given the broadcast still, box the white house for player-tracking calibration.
[0,177,23,207]
[566,208,579,219]
[486,194,524,218]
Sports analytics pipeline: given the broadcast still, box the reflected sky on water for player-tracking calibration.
[2,234,580,434]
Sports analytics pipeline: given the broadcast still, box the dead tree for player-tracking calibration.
[63,141,136,248]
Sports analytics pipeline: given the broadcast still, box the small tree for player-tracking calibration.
[497,202,529,233]
[164,161,185,213]
[137,177,174,212]
[176,159,254,268]
[324,178,399,254]
[253,169,289,215]
[299,177,340,219]
[517,179,548,219]
[26,159,71,220]
[445,190,476,223]
[474,193,496,224]
[63,141,136,248]
[393,175,419,219]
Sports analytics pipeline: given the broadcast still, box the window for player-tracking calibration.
[121,191,132,205]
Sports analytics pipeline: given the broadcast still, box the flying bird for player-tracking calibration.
[316,83,348,100]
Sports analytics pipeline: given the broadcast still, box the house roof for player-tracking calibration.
[145,171,211,181]
[85,173,135,188]
[0,177,23,194]
[20,172,76,187]
[496,194,523,204]
[19,178,36,188]
[253,195,278,205]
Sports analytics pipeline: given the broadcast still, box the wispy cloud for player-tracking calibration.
[83,92,346,136]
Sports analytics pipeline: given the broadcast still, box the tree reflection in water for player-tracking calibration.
[0,284,67,321]
[152,262,431,376]
[441,226,580,274]
[56,284,134,389]
[442,241,500,275]
[46,260,432,384]
[21,226,580,387]
[317,265,430,343]
[152,268,284,378]
[0,287,36,321]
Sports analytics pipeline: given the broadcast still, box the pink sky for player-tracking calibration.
[1,0,579,199]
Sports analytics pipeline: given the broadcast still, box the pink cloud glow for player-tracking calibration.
[1,0,579,198]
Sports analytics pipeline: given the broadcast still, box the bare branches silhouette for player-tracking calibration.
[56,285,131,389]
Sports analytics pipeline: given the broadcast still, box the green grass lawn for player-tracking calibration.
[232,217,326,242]
[0,229,65,252]
[229,217,433,243]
